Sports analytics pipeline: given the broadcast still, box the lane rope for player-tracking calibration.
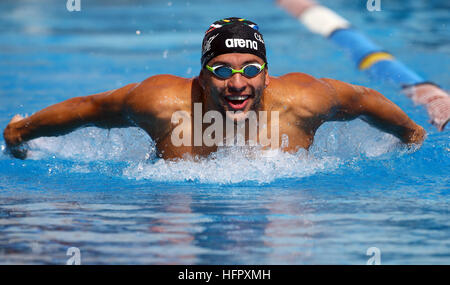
[277,0,450,131]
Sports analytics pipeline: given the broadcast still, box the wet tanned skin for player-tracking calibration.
[3,53,425,160]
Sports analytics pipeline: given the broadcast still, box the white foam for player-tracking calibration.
[17,120,403,184]
[123,146,341,184]
[27,127,155,162]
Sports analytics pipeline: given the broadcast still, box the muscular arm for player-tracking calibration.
[321,78,426,145]
[3,83,138,158]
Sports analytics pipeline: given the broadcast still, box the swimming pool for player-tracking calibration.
[0,0,449,264]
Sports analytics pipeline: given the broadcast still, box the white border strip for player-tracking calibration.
[299,5,350,37]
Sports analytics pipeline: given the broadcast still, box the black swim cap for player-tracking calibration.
[201,17,267,68]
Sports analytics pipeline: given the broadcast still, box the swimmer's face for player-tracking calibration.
[199,53,269,121]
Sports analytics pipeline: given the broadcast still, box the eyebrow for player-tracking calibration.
[242,60,262,65]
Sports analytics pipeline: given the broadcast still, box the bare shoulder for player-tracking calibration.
[266,72,338,117]
[272,72,319,85]
[126,74,194,120]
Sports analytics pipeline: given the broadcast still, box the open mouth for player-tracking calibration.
[224,95,251,110]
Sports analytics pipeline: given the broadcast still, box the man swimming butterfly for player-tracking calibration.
[3,17,425,160]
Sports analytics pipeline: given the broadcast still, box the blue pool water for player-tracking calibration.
[0,0,449,264]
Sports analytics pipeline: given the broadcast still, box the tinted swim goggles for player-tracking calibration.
[206,63,266,79]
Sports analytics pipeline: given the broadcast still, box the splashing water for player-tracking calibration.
[5,119,409,184]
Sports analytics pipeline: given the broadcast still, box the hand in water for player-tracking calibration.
[3,114,29,159]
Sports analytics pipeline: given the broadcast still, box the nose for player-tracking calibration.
[227,73,247,94]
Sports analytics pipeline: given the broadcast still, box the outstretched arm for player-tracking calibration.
[3,83,138,158]
[321,78,426,145]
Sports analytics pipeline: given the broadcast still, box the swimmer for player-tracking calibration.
[3,17,425,160]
